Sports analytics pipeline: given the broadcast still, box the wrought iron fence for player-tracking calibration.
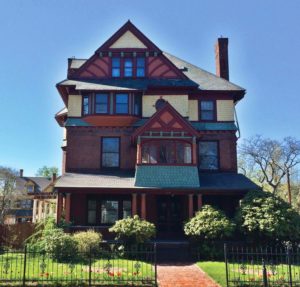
[0,242,157,286]
[224,243,300,287]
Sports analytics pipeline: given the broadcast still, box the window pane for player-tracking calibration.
[88,211,96,224]
[124,59,133,77]
[83,95,90,115]
[200,101,214,120]
[95,94,108,114]
[102,153,119,167]
[115,94,128,114]
[101,200,119,224]
[123,201,132,218]
[199,142,218,170]
[176,142,192,164]
[112,58,120,77]
[201,111,214,120]
[112,68,120,77]
[137,58,145,77]
[134,94,142,115]
[201,101,214,110]
[102,138,119,152]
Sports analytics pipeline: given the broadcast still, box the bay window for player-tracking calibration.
[83,95,90,115]
[95,93,109,114]
[141,140,192,164]
[199,141,219,170]
[115,93,129,114]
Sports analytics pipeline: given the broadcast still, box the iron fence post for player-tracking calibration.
[154,243,158,287]
[89,247,92,287]
[224,243,229,287]
[262,259,268,287]
[22,245,27,287]
[287,247,293,287]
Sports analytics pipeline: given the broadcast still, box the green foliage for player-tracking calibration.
[36,166,59,177]
[44,229,77,262]
[184,205,235,240]
[235,190,300,242]
[73,230,102,255]
[109,215,156,244]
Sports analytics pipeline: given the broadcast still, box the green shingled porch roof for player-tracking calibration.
[134,165,200,188]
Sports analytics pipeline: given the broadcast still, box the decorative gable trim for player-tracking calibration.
[133,101,198,140]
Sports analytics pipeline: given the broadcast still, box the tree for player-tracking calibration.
[235,190,300,243]
[36,166,59,177]
[0,167,18,224]
[239,136,300,195]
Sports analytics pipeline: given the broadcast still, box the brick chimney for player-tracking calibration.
[52,173,57,183]
[19,169,23,177]
[215,37,229,80]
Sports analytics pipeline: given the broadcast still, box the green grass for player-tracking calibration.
[197,261,227,287]
[0,252,155,286]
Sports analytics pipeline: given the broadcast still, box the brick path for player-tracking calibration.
[157,263,220,287]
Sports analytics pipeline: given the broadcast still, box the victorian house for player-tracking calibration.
[54,21,257,238]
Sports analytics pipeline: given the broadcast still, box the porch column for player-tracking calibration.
[32,199,38,223]
[38,200,43,221]
[188,194,194,218]
[141,193,146,219]
[43,202,48,219]
[132,193,137,216]
[197,194,203,211]
[65,193,71,223]
[56,193,63,223]
[192,136,197,165]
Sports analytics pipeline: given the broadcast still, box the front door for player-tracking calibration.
[157,195,184,238]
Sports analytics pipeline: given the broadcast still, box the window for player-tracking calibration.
[134,94,142,116]
[101,200,119,224]
[199,141,219,170]
[95,93,109,114]
[136,57,145,77]
[141,141,192,164]
[112,57,121,77]
[200,100,215,121]
[87,200,97,224]
[115,93,129,114]
[102,138,120,167]
[124,58,133,77]
[123,200,132,219]
[83,95,90,115]
[20,200,32,209]
[27,185,34,193]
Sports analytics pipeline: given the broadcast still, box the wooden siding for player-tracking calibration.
[142,95,189,117]
[68,95,82,117]
[109,30,147,48]
[188,100,198,121]
[217,100,234,121]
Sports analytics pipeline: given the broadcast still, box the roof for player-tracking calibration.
[134,165,200,188]
[70,59,86,69]
[55,171,135,189]
[55,170,258,191]
[163,52,245,91]
[199,173,260,190]
[57,78,198,91]
[16,177,52,193]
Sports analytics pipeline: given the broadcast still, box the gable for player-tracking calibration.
[110,30,147,49]
[76,55,110,78]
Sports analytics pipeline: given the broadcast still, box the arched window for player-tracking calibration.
[141,140,192,164]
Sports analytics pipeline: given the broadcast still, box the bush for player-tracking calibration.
[109,215,156,244]
[184,205,235,240]
[73,230,102,255]
[44,229,77,262]
[235,190,300,243]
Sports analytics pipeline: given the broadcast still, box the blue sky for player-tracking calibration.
[0,0,299,176]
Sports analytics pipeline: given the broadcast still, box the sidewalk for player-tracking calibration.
[157,263,220,287]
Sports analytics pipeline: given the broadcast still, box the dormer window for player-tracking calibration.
[27,184,34,193]
[112,57,121,77]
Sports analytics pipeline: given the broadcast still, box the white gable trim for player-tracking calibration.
[110,30,147,49]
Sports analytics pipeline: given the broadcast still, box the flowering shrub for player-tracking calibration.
[184,205,235,240]
[73,230,102,255]
[109,215,156,243]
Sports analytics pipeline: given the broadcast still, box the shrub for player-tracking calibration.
[109,215,156,244]
[44,229,77,262]
[235,190,300,243]
[73,230,102,255]
[184,205,235,240]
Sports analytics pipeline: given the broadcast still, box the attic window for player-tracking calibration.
[27,185,34,193]
[112,58,121,77]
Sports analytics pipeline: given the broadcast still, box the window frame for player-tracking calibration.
[114,93,129,114]
[199,100,216,121]
[86,196,132,226]
[141,139,193,165]
[198,140,219,171]
[95,93,109,114]
[101,137,120,168]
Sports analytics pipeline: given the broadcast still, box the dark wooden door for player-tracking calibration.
[157,195,184,238]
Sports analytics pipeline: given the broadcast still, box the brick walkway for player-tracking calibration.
[157,263,220,287]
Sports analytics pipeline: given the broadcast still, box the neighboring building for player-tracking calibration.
[54,21,257,238]
[5,170,56,224]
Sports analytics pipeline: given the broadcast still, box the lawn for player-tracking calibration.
[197,261,227,287]
[0,252,155,286]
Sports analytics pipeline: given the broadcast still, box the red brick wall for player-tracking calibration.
[66,126,136,172]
